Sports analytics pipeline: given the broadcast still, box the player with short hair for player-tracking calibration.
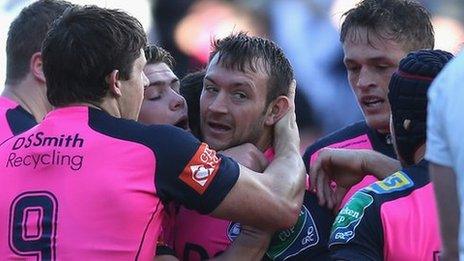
[0,0,73,142]
[0,6,305,259]
[138,45,189,130]
[311,49,453,260]
[304,0,435,209]
[172,32,334,261]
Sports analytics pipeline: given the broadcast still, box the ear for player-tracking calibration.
[105,70,122,97]
[30,52,45,83]
[264,95,290,126]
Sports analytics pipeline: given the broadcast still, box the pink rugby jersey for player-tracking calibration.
[303,121,396,208]
[172,149,336,261]
[171,149,275,260]
[0,96,37,142]
[329,160,441,260]
[0,106,239,260]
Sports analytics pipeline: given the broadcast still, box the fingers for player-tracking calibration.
[333,187,348,213]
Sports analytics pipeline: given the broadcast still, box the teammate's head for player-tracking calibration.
[388,49,453,166]
[200,32,294,151]
[6,0,73,86]
[180,70,206,139]
[42,5,148,120]
[138,45,189,129]
[340,0,434,133]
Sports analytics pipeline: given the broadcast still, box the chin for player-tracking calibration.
[204,138,227,151]
[365,114,390,133]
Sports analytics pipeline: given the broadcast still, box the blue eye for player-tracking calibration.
[233,92,247,100]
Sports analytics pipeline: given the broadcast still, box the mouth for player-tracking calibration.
[361,96,385,109]
[174,116,189,130]
[207,121,232,133]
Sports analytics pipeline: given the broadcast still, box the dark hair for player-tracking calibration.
[145,44,175,69]
[42,5,147,107]
[180,70,205,139]
[6,0,73,85]
[209,32,294,105]
[340,0,434,51]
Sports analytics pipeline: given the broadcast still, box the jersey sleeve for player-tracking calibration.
[150,125,240,214]
[425,76,452,167]
[329,191,383,260]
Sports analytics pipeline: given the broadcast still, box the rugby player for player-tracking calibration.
[303,0,435,209]
[0,0,73,142]
[311,49,453,260]
[0,6,305,259]
[171,33,334,261]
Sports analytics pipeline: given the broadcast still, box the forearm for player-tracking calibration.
[430,163,460,260]
[210,227,271,261]
[263,151,306,226]
[361,150,401,179]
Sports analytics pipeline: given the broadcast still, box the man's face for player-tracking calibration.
[343,27,408,133]
[138,62,189,129]
[200,55,270,151]
[119,50,149,120]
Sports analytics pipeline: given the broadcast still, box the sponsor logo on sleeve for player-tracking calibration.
[266,205,320,261]
[179,143,221,195]
[329,192,373,247]
[364,171,413,194]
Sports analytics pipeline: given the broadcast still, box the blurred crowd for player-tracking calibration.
[1,0,463,143]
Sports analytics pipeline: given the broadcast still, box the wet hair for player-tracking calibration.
[209,32,294,105]
[42,5,147,107]
[145,44,175,69]
[180,70,205,139]
[340,0,434,52]
[6,0,73,85]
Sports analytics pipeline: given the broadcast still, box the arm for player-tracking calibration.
[430,162,460,261]
[211,80,306,230]
[210,226,272,261]
[310,148,400,208]
[220,143,269,172]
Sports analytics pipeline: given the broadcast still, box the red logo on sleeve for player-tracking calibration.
[180,143,221,194]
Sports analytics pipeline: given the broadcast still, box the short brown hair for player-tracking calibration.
[340,0,434,52]
[145,45,175,69]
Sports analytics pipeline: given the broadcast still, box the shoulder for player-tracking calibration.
[303,121,370,166]
[88,108,200,154]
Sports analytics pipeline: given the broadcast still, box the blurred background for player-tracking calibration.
[1,0,463,145]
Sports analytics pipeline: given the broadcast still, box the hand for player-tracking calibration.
[310,148,369,209]
[221,143,269,172]
[274,80,300,155]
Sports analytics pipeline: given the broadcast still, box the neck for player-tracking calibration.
[255,128,273,152]
[2,75,50,122]
[74,98,122,118]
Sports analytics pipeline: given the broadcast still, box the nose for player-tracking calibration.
[170,91,186,111]
[356,67,375,90]
[207,92,228,114]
